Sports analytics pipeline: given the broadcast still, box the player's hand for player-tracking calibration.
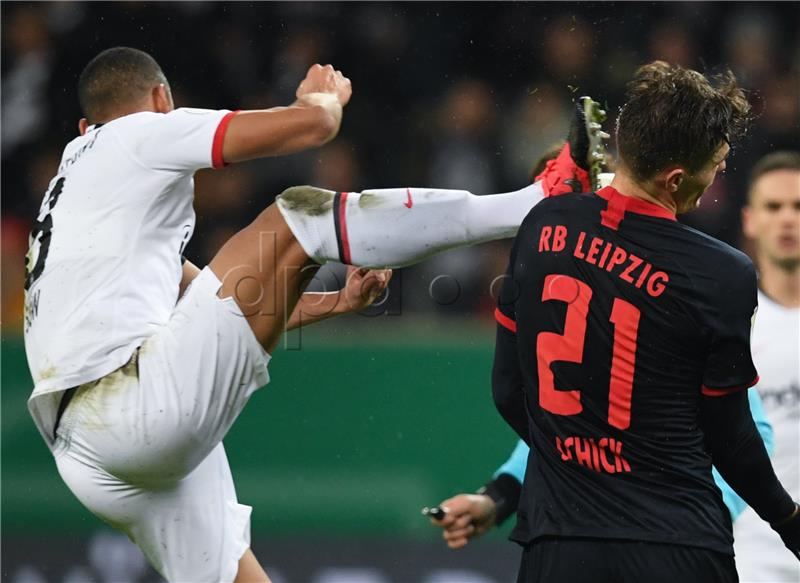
[429,494,497,549]
[296,64,352,107]
[343,266,392,312]
[772,503,800,561]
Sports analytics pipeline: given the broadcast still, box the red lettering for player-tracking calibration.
[635,262,652,288]
[598,438,616,473]
[558,435,630,475]
[564,437,575,457]
[589,438,601,472]
[605,247,627,272]
[620,254,642,284]
[574,437,593,469]
[647,271,669,297]
[556,436,573,461]
[573,231,587,259]
[586,237,603,264]
[552,225,568,252]
[612,439,632,472]
[539,226,553,252]
[598,242,613,269]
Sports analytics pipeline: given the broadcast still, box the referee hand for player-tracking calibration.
[429,494,497,549]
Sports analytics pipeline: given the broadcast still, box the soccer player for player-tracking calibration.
[730,151,800,582]
[428,159,797,571]
[489,61,800,582]
[23,47,600,582]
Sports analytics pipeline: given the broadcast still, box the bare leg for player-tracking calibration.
[209,204,317,353]
[235,548,271,583]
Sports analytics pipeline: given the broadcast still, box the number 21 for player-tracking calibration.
[536,274,641,430]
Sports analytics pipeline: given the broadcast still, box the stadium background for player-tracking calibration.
[2,2,798,581]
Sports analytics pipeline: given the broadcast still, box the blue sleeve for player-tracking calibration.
[493,439,529,484]
[712,388,775,521]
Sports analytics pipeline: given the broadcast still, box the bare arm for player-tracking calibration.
[285,267,391,331]
[222,65,352,163]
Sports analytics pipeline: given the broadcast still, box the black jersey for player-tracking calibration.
[494,186,759,555]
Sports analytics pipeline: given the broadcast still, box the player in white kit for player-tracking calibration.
[734,151,800,583]
[24,48,603,581]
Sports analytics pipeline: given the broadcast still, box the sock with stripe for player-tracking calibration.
[276,183,544,267]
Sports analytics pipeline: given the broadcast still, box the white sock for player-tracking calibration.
[276,183,544,267]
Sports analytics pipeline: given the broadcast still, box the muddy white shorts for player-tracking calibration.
[53,267,270,582]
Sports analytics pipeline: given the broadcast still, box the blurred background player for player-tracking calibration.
[23,46,599,582]
[732,151,800,582]
[490,61,800,582]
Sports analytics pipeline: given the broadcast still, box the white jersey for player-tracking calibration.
[734,290,800,582]
[24,107,234,446]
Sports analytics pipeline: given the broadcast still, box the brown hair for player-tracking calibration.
[748,151,800,200]
[616,61,751,181]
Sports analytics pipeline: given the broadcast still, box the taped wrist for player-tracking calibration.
[481,473,522,526]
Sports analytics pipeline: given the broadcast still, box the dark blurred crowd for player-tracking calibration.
[3,2,799,330]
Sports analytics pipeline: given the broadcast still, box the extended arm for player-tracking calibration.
[484,439,528,525]
[701,389,799,554]
[429,439,528,549]
[285,267,391,330]
[222,65,351,163]
[711,388,775,520]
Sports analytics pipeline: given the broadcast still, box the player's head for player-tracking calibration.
[742,151,800,271]
[615,61,751,214]
[78,47,172,130]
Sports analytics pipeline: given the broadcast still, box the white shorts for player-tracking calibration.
[53,267,270,582]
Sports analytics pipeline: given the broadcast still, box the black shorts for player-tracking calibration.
[517,537,737,583]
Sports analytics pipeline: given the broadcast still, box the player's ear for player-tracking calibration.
[78,118,89,136]
[664,168,684,194]
[153,84,174,114]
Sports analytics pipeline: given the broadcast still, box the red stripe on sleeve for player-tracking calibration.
[495,308,517,333]
[701,376,760,397]
[211,110,240,169]
[339,192,352,264]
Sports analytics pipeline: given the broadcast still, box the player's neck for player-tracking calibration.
[758,256,800,308]
[92,96,163,126]
[608,172,677,215]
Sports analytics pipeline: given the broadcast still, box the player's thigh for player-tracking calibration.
[517,537,611,583]
[57,442,253,583]
[612,541,737,583]
[235,549,271,583]
[208,203,318,353]
[59,269,271,483]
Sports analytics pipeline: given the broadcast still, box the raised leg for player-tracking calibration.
[235,549,271,583]
[209,204,318,354]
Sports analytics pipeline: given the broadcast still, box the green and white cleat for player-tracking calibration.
[576,96,611,191]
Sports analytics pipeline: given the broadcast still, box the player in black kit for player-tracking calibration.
[492,61,800,582]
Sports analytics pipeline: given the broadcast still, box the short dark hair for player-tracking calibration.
[78,47,168,123]
[616,61,751,181]
[748,151,800,200]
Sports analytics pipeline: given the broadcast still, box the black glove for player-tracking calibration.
[772,502,800,560]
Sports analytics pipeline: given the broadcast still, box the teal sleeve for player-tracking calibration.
[712,388,775,521]
[493,439,529,484]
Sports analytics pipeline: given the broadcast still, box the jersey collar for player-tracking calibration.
[595,186,677,222]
